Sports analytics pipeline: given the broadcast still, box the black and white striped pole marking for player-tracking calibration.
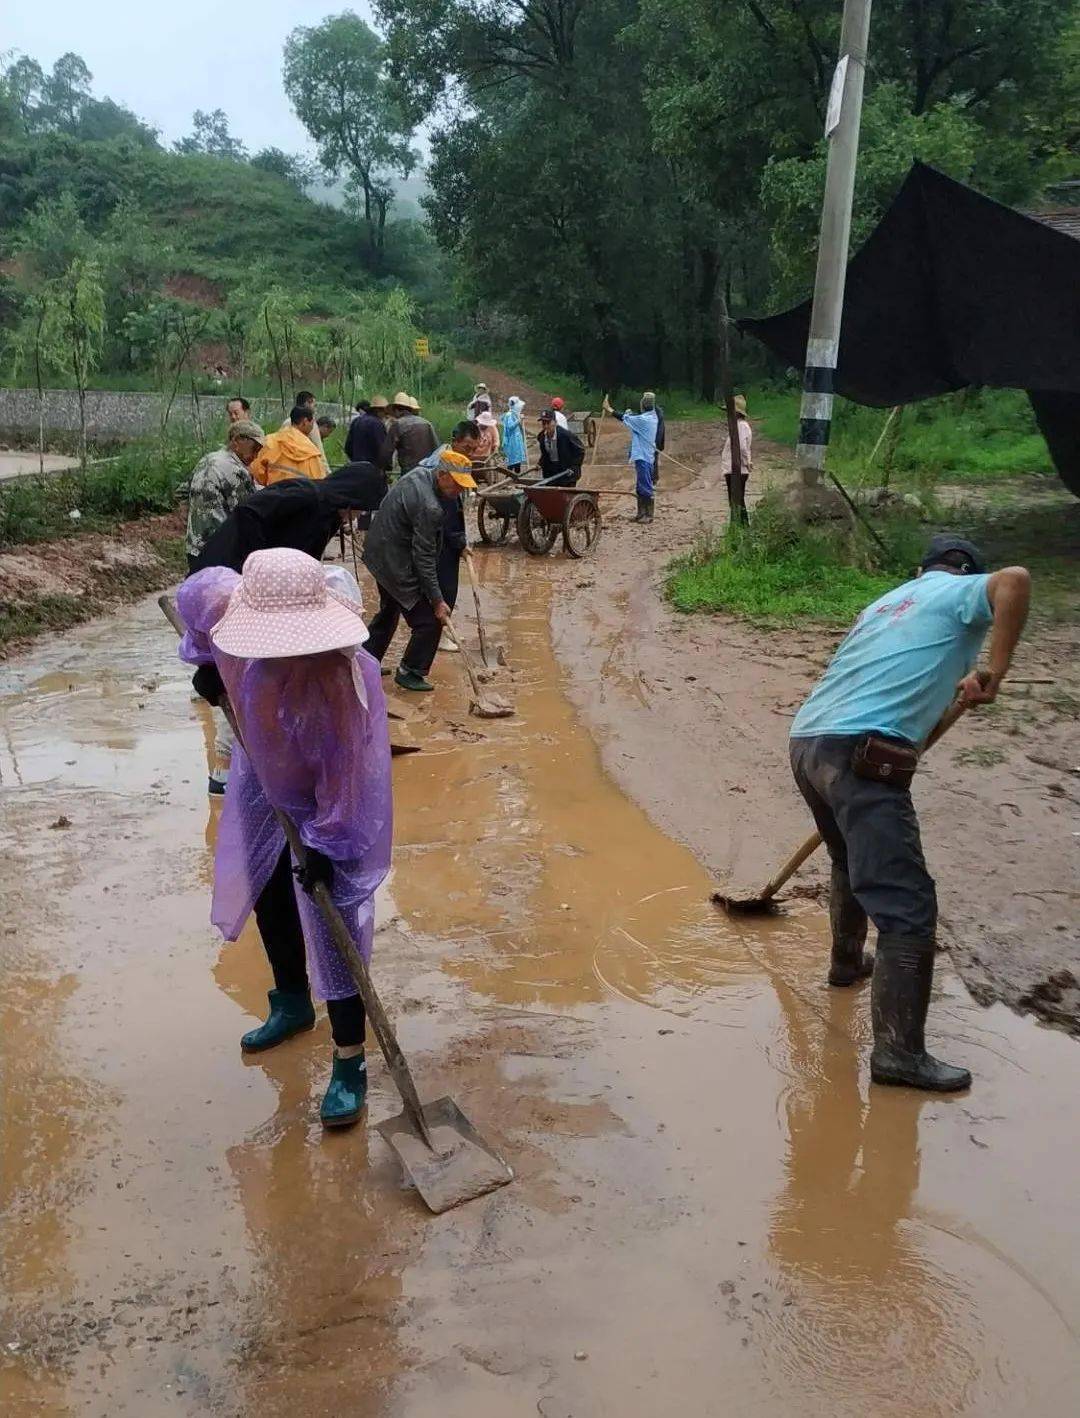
[797,0,872,486]
[796,338,838,476]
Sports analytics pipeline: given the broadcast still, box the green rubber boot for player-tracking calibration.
[827,864,873,986]
[240,988,316,1053]
[870,935,971,1092]
[320,1051,368,1128]
[394,666,435,692]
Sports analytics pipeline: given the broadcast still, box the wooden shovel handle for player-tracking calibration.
[462,552,490,666]
[442,615,485,701]
[767,697,969,900]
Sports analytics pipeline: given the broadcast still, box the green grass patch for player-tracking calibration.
[748,384,1055,488]
[667,496,927,626]
[952,745,1008,768]
[0,593,95,644]
[0,439,198,547]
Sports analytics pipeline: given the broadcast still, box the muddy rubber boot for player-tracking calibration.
[240,988,316,1053]
[632,495,647,523]
[828,864,873,986]
[870,935,971,1092]
[641,497,654,524]
[320,1051,368,1128]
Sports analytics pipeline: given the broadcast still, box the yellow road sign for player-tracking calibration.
[414,337,430,358]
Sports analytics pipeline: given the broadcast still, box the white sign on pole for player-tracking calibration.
[825,55,849,138]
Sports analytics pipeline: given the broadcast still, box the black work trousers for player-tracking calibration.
[789,735,937,939]
[437,543,462,611]
[252,848,366,1046]
[363,582,442,675]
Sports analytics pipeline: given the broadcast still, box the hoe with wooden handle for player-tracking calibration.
[713,695,970,913]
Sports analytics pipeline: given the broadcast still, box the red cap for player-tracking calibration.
[551,396,564,410]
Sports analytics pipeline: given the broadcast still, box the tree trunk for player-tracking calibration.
[697,245,721,402]
[265,309,285,413]
[34,309,46,477]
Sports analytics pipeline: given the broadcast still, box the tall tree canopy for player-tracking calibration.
[377,0,1080,394]
[284,13,418,264]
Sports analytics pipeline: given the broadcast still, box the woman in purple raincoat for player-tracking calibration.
[177,548,393,1127]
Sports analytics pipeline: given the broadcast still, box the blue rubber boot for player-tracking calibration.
[320,1051,368,1128]
[240,988,316,1053]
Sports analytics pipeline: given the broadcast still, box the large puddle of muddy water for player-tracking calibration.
[1,549,1079,1416]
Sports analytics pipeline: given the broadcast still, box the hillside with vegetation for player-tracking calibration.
[0,33,451,415]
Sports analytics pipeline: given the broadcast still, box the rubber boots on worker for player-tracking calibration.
[319,1050,368,1128]
[870,934,971,1092]
[641,497,654,524]
[828,864,873,986]
[394,666,435,692]
[633,495,647,523]
[240,988,316,1053]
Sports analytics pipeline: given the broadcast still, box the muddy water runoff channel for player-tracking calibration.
[1,546,1079,1417]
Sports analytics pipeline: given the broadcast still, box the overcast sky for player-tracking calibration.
[6,1,377,154]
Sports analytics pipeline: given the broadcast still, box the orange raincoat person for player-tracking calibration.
[252,406,326,487]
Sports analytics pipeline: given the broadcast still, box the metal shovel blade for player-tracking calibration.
[376,1096,514,1214]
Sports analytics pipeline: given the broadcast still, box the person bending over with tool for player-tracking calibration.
[191,462,388,574]
[362,448,478,692]
[537,408,584,487]
[603,392,659,523]
[412,421,484,613]
[178,548,392,1127]
[789,535,1031,1092]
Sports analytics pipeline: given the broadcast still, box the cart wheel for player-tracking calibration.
[562,494,603,558]
[478,499,512,545]
[517,499,559,555]
[585,415,598,448]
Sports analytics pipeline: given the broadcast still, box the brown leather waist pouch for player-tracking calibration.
[851,734,918,789]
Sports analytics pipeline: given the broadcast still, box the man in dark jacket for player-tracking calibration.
[537,408,585,486]
[345,401,387,465]
[381,393,438,477]
[412,420,483,611]
[363,449,478,692]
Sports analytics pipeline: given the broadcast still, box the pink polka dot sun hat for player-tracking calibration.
[211,548,369,659]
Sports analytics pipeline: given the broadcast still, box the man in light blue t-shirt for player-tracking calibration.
[790,534,1031,1093]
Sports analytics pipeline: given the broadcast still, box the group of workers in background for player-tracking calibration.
[184,377,757,737]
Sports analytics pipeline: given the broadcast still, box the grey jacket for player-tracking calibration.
[362,465,445,609]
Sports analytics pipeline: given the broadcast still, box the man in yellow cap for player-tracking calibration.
[362,448,477,691]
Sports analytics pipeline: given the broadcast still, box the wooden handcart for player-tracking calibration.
[475,472,609,558]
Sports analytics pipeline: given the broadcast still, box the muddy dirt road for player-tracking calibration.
[2,450,1080,1415]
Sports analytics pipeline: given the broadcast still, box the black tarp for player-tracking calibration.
[740,162,1080,494]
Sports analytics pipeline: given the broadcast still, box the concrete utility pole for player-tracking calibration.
[796,0,873,487]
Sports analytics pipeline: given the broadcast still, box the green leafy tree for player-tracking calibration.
[1,54,46,134]
[248,286,307,412]
[14,194,105,467]
[174,108,248,160]
[6,286,64,473]
[283,14,418,265]
[761,85,985,299]
[250,146,317,190]
[101,196,170,368]
[43,52,93,135]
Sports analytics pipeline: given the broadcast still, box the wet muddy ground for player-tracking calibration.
[2,436,1080,1415]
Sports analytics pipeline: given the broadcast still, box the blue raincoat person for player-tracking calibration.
[501,396,527,473]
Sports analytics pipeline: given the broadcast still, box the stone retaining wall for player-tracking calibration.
[0,388,347,445]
